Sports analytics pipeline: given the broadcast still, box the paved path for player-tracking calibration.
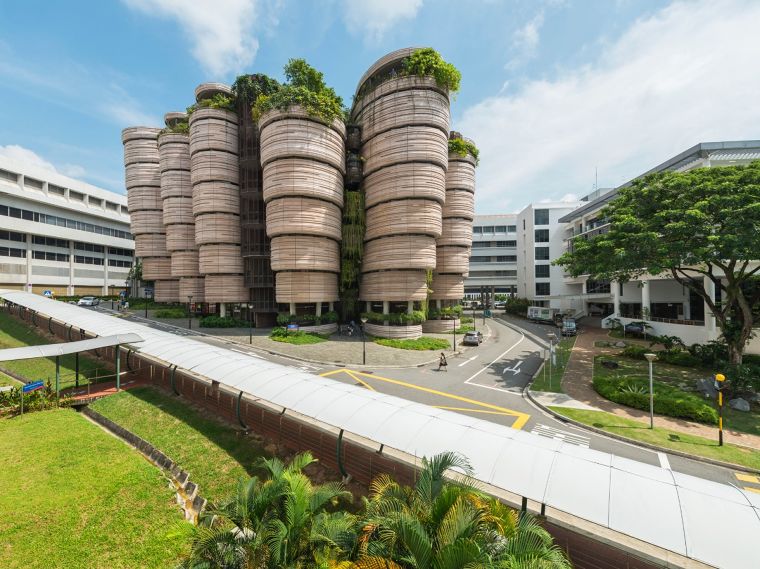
[562,327,760,450]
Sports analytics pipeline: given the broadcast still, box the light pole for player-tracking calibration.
[361,316,368,365]
[472,303,476,332]
[452,317,457,352]
[547,332,556,389]
[644,353,657,429]
[248,303,254,344]
[715,373,726,445]
[187,295,193,330]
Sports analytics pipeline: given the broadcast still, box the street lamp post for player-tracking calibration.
[452,317,457,352]
[715,373,726,445]
[644,353,657,429]
[547,332,556,390]
[472,303,476,332]
[248,303,254,344]
[361,316,368,365]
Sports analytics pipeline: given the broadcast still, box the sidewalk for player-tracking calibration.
[561,327,760,451]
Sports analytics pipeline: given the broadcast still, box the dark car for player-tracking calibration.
[462,331,483,346]
[624,322,645,334]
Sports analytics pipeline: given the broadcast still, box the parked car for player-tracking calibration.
[560,318,577,336]
[494,301,506,309]
[462,330,483,346]
[624,322,645,335]
[77,296,100,307]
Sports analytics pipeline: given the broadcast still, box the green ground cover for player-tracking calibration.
[0,371,21,387]
[374,336,451,350]
[90,387,268,501]
[0,311,105,390]
[270,328,328,345]
[530,336,576,393]
[550,407,760,471]
[0,409,189,568]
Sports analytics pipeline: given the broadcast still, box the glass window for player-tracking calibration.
[535,264,550,278]
[535,247,550,260]
[495,240,516,247]
[535,229,550,243]
[535,282,551,296]
[482,226,495,233]
[495,225,506,233]
[534,209,550,225]
[496,255,517,262]
[471,242,489,248]
[507,225,517,232]
[473,227,483,234]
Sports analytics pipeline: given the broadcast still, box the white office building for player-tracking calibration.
[465,215,518,302]
[0,156,134,296]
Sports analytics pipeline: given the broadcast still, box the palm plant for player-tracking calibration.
[355,452,571,569]
[179,452,356,569]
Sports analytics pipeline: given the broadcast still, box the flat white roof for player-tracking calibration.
[0,333,143,362]
[2,290,757,569]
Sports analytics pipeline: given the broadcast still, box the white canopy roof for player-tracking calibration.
[0,333,143,362]
[2,290,757,569]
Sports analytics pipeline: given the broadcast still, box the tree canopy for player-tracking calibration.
[556,161,760,363]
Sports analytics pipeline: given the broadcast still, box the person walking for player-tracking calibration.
[438,352,448,372]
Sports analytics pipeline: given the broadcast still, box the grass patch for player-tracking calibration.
[0,409,189,568]
[530,336,576,393]
[90,387,269,501]
[154,308,187,319]
[0,311,105,390]
[0,371,22,387]
[374,336,451,351]
[549,407,760,471]
[453,325,474,334]
[270,329,328,345]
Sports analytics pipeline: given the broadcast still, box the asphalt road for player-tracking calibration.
[93,305,746,488]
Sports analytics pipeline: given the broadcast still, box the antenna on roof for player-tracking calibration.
[594,167,598,191]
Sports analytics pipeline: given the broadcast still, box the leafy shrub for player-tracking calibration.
[687,341,729,367]
[199,316,246,328]
[504,297,531,316]
[402,48,461,92]
[657,350,701,368]
[154,308,186,319]
[725,363,760,395]
[649,335,685,350]
[361,311,426,325]
[0,381,73,414]
[621,345,651,360]
[374,337,450,351]
[448,137,479,165]
[269,327,327,345]
[276,311,339,326]
[460,316,474,324]
[593,375,718,424]
[427,305,463,320]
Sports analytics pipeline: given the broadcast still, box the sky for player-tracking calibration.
[0,0,758,213]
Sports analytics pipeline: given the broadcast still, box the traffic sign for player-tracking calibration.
[286,323,299,332]
[22,381,44,393]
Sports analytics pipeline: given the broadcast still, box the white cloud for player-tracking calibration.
[507,11,545,69]
[342,0,423,43]
[460,0,760,213]
[123,0,261,77]
[0,145,87,180]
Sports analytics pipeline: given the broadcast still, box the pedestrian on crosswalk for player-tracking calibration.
[438,352,448,372]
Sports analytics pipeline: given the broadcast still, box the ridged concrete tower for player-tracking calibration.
[158,112,204,303]
[431,134,476,304]
[122,126,178,302]
[352,48,449,312]
[189,83,247,309]
[259,107,345,312]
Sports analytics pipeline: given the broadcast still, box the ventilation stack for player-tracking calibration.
[122,126,178,302]
[189,83,247,313]
[353,48,449,333]
[259,107,345,316]
[430,134,476,307]
[158,112,204,304]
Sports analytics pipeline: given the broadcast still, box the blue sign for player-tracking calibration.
[484,309,492,317]
[42,290,53,297]
[22,381,45,393]
[286,323,299,331]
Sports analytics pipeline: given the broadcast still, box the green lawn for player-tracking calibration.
[550,407,760,471]
[271,331,328,345]
[530,336,576,393]
[0,409,189,568]
[90,387,269,501]
[374,336,451,350]
[0,371,22,387]
[0,311,105,390]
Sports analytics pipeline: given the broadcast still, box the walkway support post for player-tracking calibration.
[115,344,121,391]
[75,352,79,387]
[55,355,60,400]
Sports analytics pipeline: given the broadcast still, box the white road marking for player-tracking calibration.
[463,333,525,385]
[230,348,262,359]
[657,452,672,470]
[458,356,477,367]
[502,360,523,375]
[531,424,590,448]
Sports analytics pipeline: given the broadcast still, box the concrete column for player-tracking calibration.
[219,303,227,318]
[103,247,109,295]
[68,241,75,295]
[641,280,650,319]
[382,300,390,315]
[436,299,442,309]
[407,301,413,314]
[612,280,621,316]
[329,302,334,312]
[315,302,322,317]
[704,278,716,332]
[289,302,296,316]
[25,233,32,292]
[366,301,371,313]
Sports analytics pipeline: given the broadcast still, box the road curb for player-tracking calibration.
[495,316,550,348]
[524,387,760,475]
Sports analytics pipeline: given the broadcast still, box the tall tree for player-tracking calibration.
[556,161,760,364]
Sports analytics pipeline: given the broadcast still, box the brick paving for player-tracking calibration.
[562,327,760,450]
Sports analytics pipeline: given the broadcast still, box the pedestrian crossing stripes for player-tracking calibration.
[531,424,590,448]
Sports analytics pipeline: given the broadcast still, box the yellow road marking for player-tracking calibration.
[743,487,760,494]
[735,473,760,484]
[345,369,376,391]
[433,405,513,416]
[321,368,530,430]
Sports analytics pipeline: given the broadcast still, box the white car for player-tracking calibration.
[77,296,100,307]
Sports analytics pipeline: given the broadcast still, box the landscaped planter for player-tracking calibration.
[364,322,422,339]
[421,318,460,333]
[297,323,338,335]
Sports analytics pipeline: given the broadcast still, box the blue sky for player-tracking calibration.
[1,0,758,213]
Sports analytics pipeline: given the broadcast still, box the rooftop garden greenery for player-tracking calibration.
[186,93,236,116]
[231,73,280,105]
[253,58,346,124]
[402,47,462,93]
[448,136,480,165]
[160,120,189,136]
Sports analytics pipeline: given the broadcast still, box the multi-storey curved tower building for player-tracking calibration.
[352,48,451,336]
[259,107,345,317]
[189,83,247,312]
[431,134,476,306]
[122,126,178,302]
[158,112,204,303]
